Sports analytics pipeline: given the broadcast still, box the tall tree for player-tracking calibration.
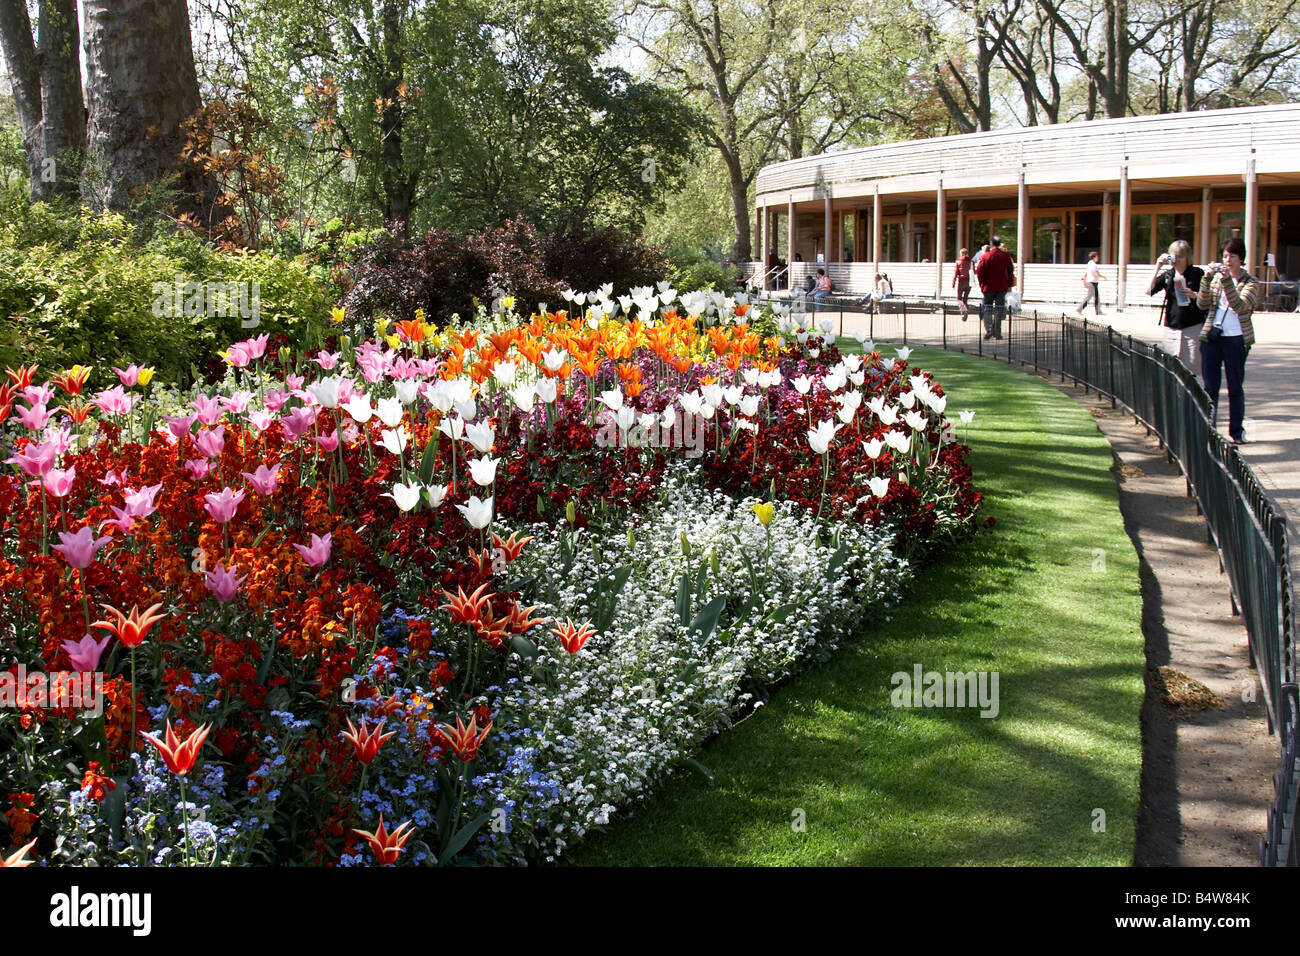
[83,0,208,210]
[0,0,85,199]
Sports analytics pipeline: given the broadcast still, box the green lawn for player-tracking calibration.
[562,346,1145,866]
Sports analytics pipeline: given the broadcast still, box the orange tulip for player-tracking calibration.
[435,714,493,762]
[551,618,597,653]
[440,582,494,626]
[353,813,415,865]
[0,840,36,868]
[139,720,211,776]
[93,602,166,649]
[342,716,397,765]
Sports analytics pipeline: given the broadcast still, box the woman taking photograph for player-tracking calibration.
[1196,236,1259,444]
[1146,239,1205,372]
[952,247,973,318]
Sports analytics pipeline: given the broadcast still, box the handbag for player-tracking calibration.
[1005,289,1021,314]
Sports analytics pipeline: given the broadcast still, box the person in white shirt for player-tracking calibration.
[1078,251,1104,314]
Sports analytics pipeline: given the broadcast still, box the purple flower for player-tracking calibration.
[204,564,247,602]
[293,532,332,568]
[62,633,111,671]
[52,526,112,569]
[203,487,245,524]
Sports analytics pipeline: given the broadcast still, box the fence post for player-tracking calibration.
[1082,318,1090,394]
[1061,314,1066,382]
[1107,327,1116,408]
[903,302,909,347]
[870,308,874,341]
[1033,310,1039,371]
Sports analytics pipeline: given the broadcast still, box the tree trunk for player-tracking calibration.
[37,0,85,197]
[724,147,751,264]
[0,0,47,198]
[83,0,206,211]
[378,0,416,233]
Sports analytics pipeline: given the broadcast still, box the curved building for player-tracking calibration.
[752,104,1300,309]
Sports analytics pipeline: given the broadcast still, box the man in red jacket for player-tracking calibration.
[975,236,1016,340]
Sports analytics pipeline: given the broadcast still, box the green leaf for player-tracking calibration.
[676,571,692,627]
[440,811,493,864]
[510,634,538,660]
[694,560,709,599]
[678,757,715,785]
[689,594,727,643]
[103,776,130,845]
[767,602,799,624]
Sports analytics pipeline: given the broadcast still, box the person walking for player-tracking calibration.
[1196,236,1259,444]
[1146,239,1205,373]
[972,243,989,272]
[974,236,1015,339]
[953,247,973,319]
[1078,251,1105,314]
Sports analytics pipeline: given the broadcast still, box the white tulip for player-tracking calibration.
[424,483,448,507]
[740,395,761,417]
[862,438,885,459]
[598,388,624,412]
[905,410,928,431]
[464,420,496,454]
[468,455,499,486]
[456,494,494,530]
[344,395,374,424]
[896,346,913,361]
[376,427,408,456]
[375,397,403,428]
[959,409,976,424]
[868,476,891,498]
[884,429,911,452]
[535,378,558,404]
[394,380,421,406]
[512,384,536,413]
[384,481,422,512]
[438,414,465,442]
[492,361,518,388]
[807,419,843,455]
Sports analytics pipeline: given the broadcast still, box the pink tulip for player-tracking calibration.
[193,425,226,459]
[314,350,342,370]
[293,532,332,568]
[191,394,224,427]
[263,389,290,413]
[112,365,143,387]
[62,633,111,671]
[123,483,163,519]
[184,458,213,481]
[99,505,137,535]
[52,526,112,569]
[285,373,306,391]
[223,344,252,368]
[22,384,54,406]
[42,466,76,498]
[315,430,340,453]
[203,487,245,524]
[166,413,198,442]
[247,410,276,432]
[97,469,127,488]
[4,442,58,478]
[16,403,51,431]
[91,386,137,416]
[241,464,280,496]
[220,390,255,415]
[280,406,317,441]
[203,564,246,602]
[242,334,270,360]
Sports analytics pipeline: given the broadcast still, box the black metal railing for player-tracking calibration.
[756,294,1298,865]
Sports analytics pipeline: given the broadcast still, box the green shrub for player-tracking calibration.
[0,190,332,387]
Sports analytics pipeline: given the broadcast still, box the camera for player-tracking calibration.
[1159,253,1173,265]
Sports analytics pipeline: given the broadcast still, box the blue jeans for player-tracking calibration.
[812,289,831,300]
[981,291,1006,336]
[1201,334,1247,440]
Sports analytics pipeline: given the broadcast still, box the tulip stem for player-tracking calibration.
[180,776,192,867]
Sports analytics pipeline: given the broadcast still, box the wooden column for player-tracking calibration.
[760,206,769,289]
[935,180,946,298]
[824,194,832,264]
[956,199,965,257]
[872,186,882,278]
[1200,187,1212,264]
[1117,164,1130,311]
[787,196,795,266]
[903,203,913,263]
[1244,153,1259,269]
[1101,192,1112,265]
[1016,170,1029,300]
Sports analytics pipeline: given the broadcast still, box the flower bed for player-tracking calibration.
[0,284,983,866]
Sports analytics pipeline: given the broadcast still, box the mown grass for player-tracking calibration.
[561,346,1144,866]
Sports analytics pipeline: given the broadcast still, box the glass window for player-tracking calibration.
[842,213,855,262]
[1074,210,1101,263]
[945,220,958,260]
[1033,216,1067,264]
[883,223,902,260]
[968,220,990,252]
[911,220,934,262]
[1155,213,1195,256]
[1130,214,1153,263]
[992,218,1017,257]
